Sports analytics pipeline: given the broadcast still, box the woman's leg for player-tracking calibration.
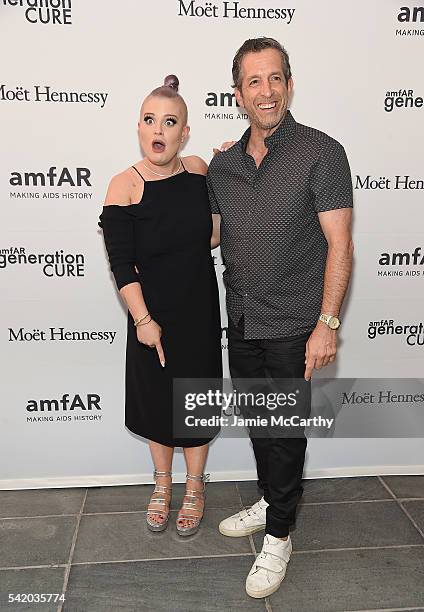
[177,444,209,528]
[148,441,174,526]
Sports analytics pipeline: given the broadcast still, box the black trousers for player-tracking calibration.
[228,314,311,538]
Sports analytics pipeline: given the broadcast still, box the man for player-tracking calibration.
[207,37,354,599]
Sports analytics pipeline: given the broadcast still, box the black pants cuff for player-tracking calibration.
[265,524,290,538]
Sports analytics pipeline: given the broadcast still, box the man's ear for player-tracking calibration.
[234,88,243,108]
[287,77,294,95]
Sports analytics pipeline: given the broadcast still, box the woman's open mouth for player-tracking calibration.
[152,140,166,153]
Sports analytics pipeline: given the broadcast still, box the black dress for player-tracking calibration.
[98,163,222,447]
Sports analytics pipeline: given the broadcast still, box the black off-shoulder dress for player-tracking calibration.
[98,166,222,447]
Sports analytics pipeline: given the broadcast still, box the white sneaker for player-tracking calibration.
[218,497,268,537]
[245,533,292,599]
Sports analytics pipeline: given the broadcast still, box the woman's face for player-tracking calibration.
[138,95,189,166]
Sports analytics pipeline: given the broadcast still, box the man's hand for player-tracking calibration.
[213,141,236,155]
[304,322,337,381]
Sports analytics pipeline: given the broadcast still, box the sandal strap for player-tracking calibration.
[176,473,208,525]
[183,497,204,506]
[147,470,172,519]
[186,472,210,483]
[147,498,170,514]
[178,513,201,520]
[153,469,172,479]
[152,485,172,494]
[147,503,168,510]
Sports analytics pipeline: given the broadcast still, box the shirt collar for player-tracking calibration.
[239,109,297,153]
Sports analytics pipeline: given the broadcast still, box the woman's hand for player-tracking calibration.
[136,319,166,367]
[213,141,236,155]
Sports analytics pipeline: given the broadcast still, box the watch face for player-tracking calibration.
[329,317,340,330]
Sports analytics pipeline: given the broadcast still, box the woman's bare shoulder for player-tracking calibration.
[182,155,208,176]
[103,167,140,206]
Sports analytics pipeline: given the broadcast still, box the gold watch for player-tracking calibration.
[319,313,341,330]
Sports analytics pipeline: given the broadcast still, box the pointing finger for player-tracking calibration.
[156,339,166,368]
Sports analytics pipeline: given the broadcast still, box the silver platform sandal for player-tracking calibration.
[146,469,172,532]
[176,472,210,537]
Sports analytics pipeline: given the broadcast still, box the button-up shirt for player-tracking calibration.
[206,110,353,339]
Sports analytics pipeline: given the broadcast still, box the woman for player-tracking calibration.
[98,75,222,535]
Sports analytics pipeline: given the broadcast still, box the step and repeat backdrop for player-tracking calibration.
[1,0,423,488]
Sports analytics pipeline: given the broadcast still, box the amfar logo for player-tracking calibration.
[0,85,108,108]
[396,6,424,36]
[367,319,424,346]
[10,167,91,187]
[26,393,102,423]
[379,247,424,266]
[384,89,423,112]
[378,247,424,277]
[0,247,85,277]
[3,0,72,25]
[178,1,295,22]
[8,166,94,201]
[9,327,117,344]
[204,91,248,120]
[355,175,424,190]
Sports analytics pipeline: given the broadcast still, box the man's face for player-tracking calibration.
[235,48,293,132]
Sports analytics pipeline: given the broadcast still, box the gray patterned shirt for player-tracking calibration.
[206,110,353,339]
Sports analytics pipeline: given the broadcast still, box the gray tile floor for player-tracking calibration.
[0,476,423,612]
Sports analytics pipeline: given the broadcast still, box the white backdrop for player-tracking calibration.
[1,0,423,489]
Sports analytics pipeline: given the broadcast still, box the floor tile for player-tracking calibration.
[64,556,263,612]
[381,475,424,499]
[402,500,424,534]
[73,507,250,564]
[0,517,77,568]
[3,476,423,612]
[0,489,85,519]
[84,485,154,514]
[301,476,392,503]
[0,567,65,612]
[252,501,423,551]
[268,546,424,611]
